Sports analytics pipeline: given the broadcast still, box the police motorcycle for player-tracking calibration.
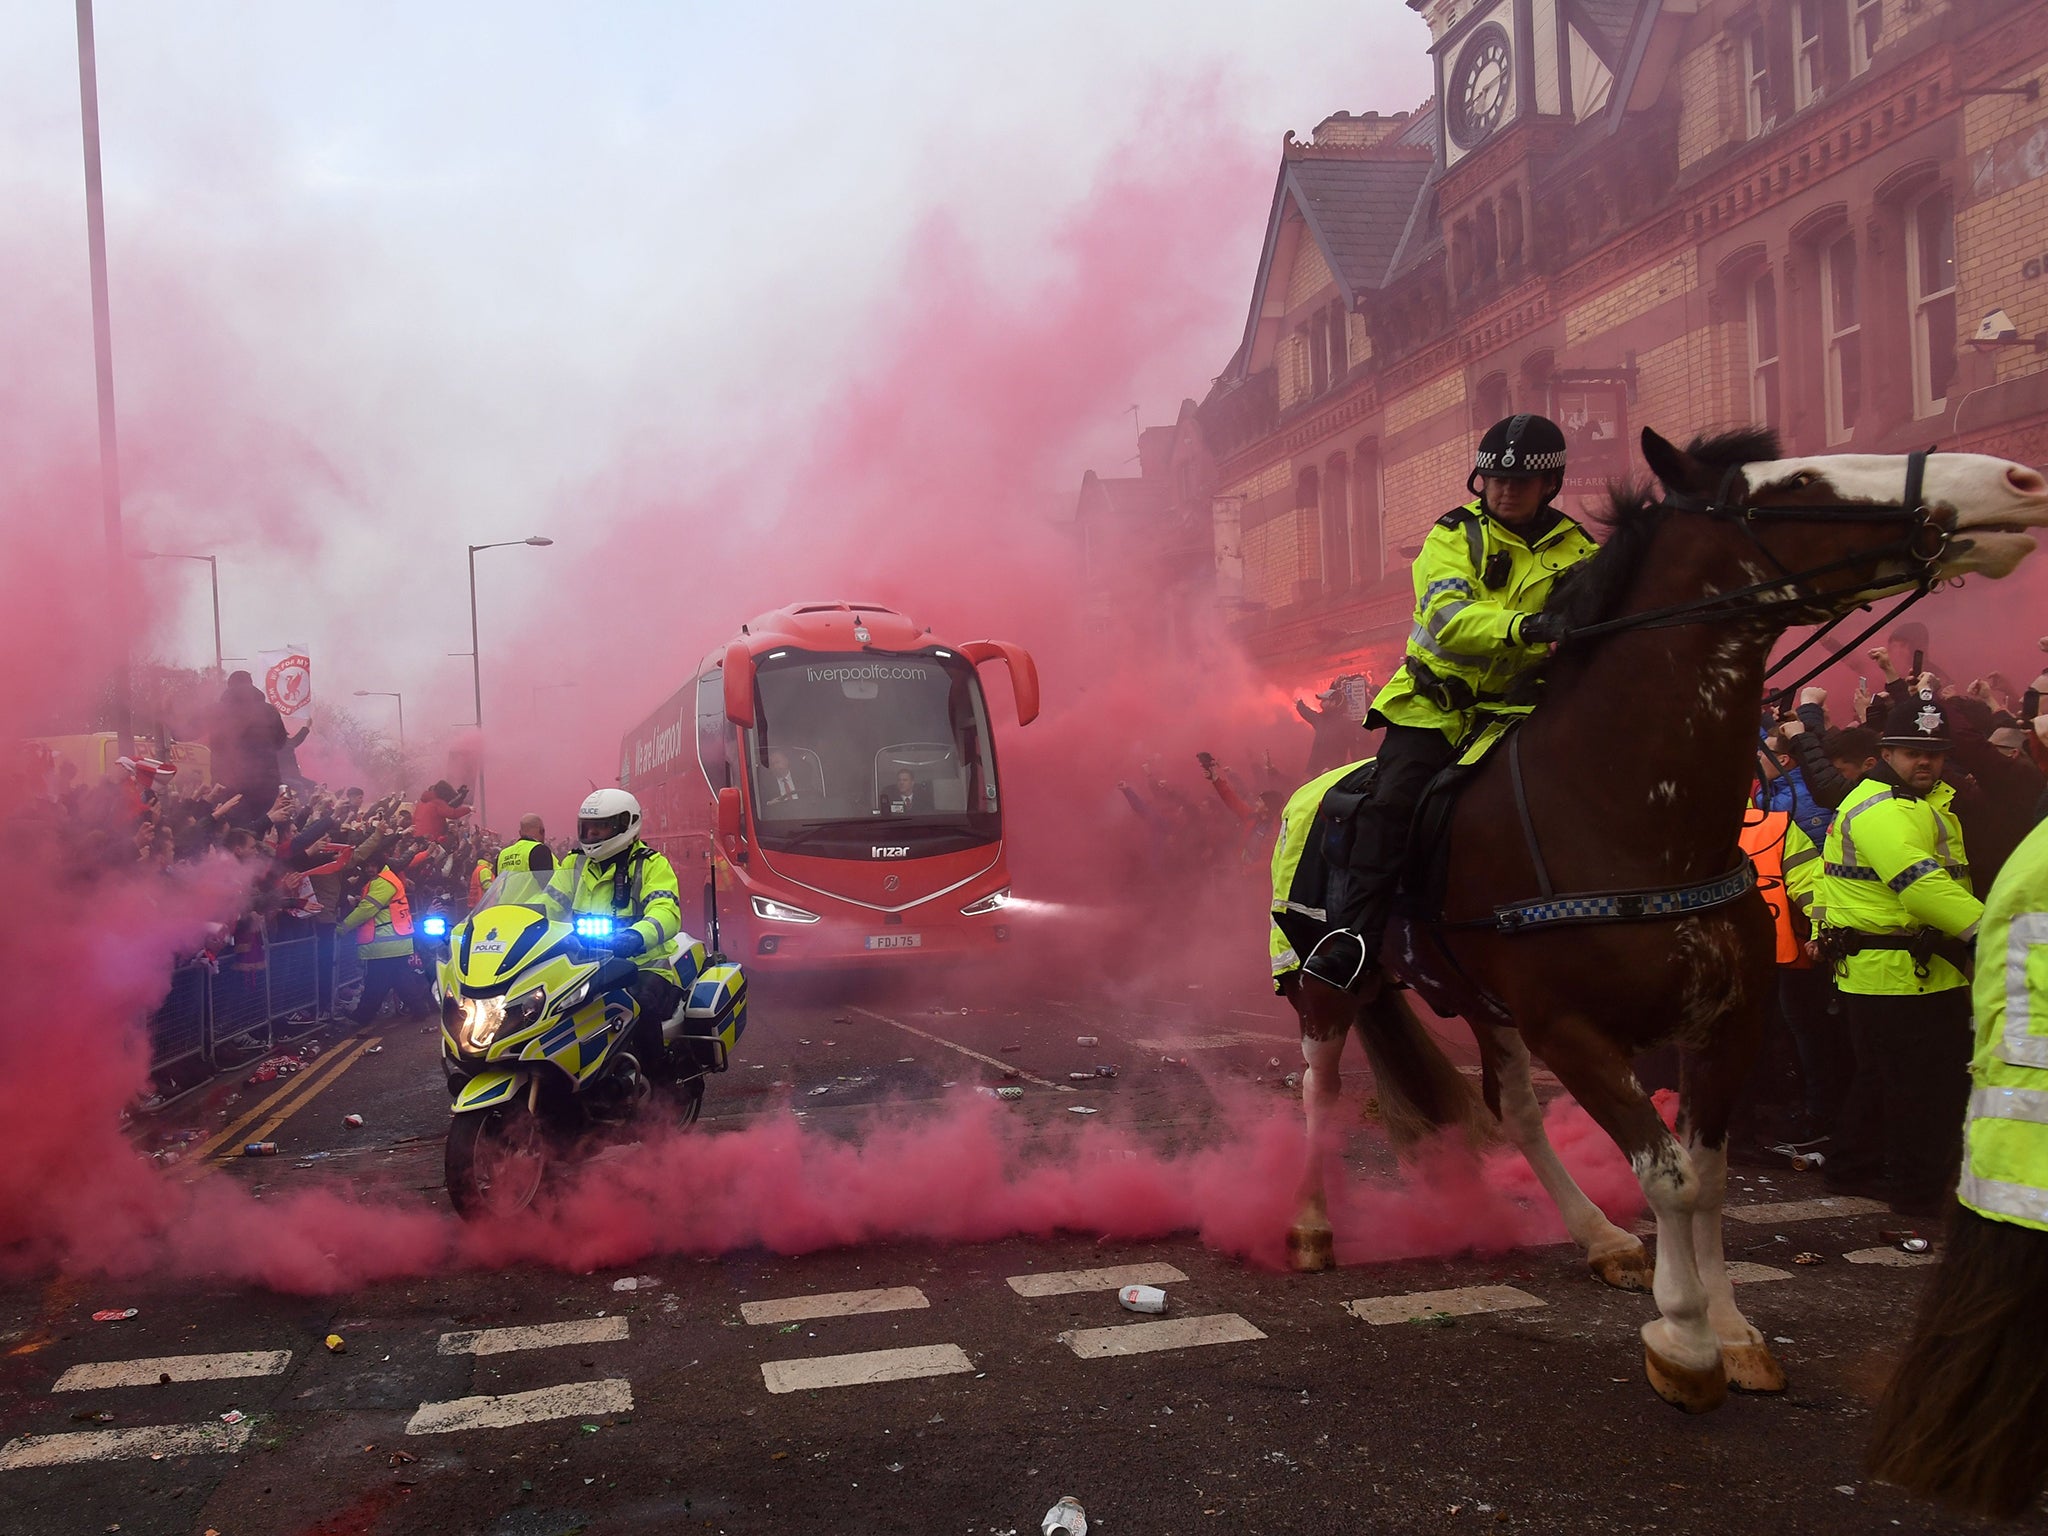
[424,869,746,1218]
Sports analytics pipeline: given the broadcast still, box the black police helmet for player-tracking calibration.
[1468,414,1569,496]
[1878,690,1953,750]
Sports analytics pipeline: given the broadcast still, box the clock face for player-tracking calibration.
[1450,23,1512,149]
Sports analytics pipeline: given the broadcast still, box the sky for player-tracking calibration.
[2,0,1434,815]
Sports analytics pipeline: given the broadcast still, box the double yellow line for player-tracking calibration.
[180,1033,384,1177]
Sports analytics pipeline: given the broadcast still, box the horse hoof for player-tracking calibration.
[1588,1242,1654,1293]
[1643,1340,1728,1413]
[1721,1341,1788,1393]
[1287,1226,1335,1272]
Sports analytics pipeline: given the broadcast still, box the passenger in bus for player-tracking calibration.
[883,768,930,814]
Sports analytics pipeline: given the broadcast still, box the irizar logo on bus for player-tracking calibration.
[871,846,910,859]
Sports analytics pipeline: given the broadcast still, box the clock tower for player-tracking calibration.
[1410,0,1643,170]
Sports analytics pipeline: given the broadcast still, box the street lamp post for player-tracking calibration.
[134,550,223,675]
[75,0,132,750]
[352,689,405,753]
[466,537,552,829]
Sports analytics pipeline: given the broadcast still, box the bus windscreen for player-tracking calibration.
[745,651,999,857]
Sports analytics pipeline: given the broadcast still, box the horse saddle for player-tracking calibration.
[1398,718,1517,923]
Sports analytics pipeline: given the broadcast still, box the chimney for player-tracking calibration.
[1309,110,1413,150]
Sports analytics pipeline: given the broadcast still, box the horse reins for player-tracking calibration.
[1557,449,1947,710]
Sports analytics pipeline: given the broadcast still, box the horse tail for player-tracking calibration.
[1865,1202,2048,1520]
[1356,988,1499,1151]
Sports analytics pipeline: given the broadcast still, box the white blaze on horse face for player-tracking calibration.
[1743,452,2048,578]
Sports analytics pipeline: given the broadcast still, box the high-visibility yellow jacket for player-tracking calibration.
[342,867,414,960]
[1268,759,1375,985]
[497,839,551,875]
[1960,819,2048,1232]
[545,843,690,983]
[1817,772,1981,995]
[1371,499,1597,745]
[1783,817,1822,925]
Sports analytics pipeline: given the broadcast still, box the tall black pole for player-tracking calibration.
[76,0,131,749]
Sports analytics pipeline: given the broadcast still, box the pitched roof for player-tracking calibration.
[1568,0,1642,65]
[1287,157,1436,294]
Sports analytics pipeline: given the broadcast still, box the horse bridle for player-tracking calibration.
[1559,449,1948,708]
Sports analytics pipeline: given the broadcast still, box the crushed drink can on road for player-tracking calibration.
[1067,1105,1099,1115]
[1042,1495,1088,1536]
[243,1142,278,1158]
[1075,1036,1098,1047]
[1899,1237,1932,1254]
[92,1309,138,1322]
[219,1410,245,1425]
[996,1086,1024,1100]
[342,1113,364,1128]
[1118,1284,1167,1314]
[1068,1072,1096,1082]
[1093,1065,1118,1078]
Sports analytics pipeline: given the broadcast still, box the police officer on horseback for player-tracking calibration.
[1299,413,1597,993]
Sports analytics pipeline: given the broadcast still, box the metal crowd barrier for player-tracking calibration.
[143,921,386,1079]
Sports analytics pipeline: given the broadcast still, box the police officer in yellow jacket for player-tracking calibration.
[1865,815,2048,1519]
[1300,414,1598,991]
[546,789,697,1080]
[1817,691,1982,1214]
[341,860,424,1022]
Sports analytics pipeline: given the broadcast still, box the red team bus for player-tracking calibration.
[620,602,1038,968]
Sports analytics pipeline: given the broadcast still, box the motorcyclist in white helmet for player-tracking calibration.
[544,788,692,1079]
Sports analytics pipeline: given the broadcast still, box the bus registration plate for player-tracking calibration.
[865,934,923,950]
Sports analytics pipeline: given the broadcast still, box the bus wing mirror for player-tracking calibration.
[958,640,1039,726]
[716,786,746,859]
[722,644,756,728]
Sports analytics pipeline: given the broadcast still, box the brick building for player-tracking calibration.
[1176,0,2048,689]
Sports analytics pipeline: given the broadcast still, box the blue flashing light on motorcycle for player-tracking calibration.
[573,914,616,942]
[420,914,449,938]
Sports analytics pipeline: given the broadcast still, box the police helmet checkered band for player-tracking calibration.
[1472,413,1568,477]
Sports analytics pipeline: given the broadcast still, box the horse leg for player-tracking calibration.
[1681,1015,1786,1393]
[1537,1015,1726,1412]
[1479,1024,1653,1292]
[1282,976,1358,1272]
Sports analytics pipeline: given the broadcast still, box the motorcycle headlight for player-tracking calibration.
[456,986,544,1052]
[960,886,1012,916]
[555,977,594,1015]
[751,895,821,924]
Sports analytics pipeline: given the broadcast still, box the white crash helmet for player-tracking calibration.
[576,787,642,862]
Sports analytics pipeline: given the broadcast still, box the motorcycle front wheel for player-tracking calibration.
[445,1103,550,1219]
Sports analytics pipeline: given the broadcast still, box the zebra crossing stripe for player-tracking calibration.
[0,1421,251,1471]
[1346,1285,1545,1326]
[406,1378,633,1435]
[1058,1313,1265,1358]
[1726,1262,1795,1283]
[740,1287,928,1326]
[1006,1263,1187,1298]
[760,1343,976,1394]
[437,1317,629,1356]
[54,1350,292,1392]
[1726,1196,1887,1224]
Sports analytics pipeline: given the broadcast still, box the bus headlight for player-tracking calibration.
[751,896,821,924]
[960,887,1012,916]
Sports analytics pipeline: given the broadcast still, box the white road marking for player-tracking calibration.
[54,1350,293,1392]
[760,1343,976,1394]
[1844,1246,1940,1267]
[1346,1285,1546,1326]
[0,1421,251,1470]
[1058,1313,1266,1358]
[1726,1262,1794,1283]
[740,1287,929,1326]
[1726,1196,1888,1224]
[436,1317,630,1357]
[1132,1032,1278,1053]
[1006,1263,1189,1297]
[844,1006,1074,1092]
[406,1378,633,1435]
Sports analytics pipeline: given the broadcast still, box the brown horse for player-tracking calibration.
[1285,428,2048,1411]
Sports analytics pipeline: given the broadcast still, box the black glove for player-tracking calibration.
[610,928,646,957]
[1517,611,1567,646]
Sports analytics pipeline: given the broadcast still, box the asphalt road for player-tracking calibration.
[0,962,2013,1536]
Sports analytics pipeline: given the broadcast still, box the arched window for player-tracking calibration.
[1324,454,1352,596]
[1474,372,1512,433]
[1352,442,1384,585]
